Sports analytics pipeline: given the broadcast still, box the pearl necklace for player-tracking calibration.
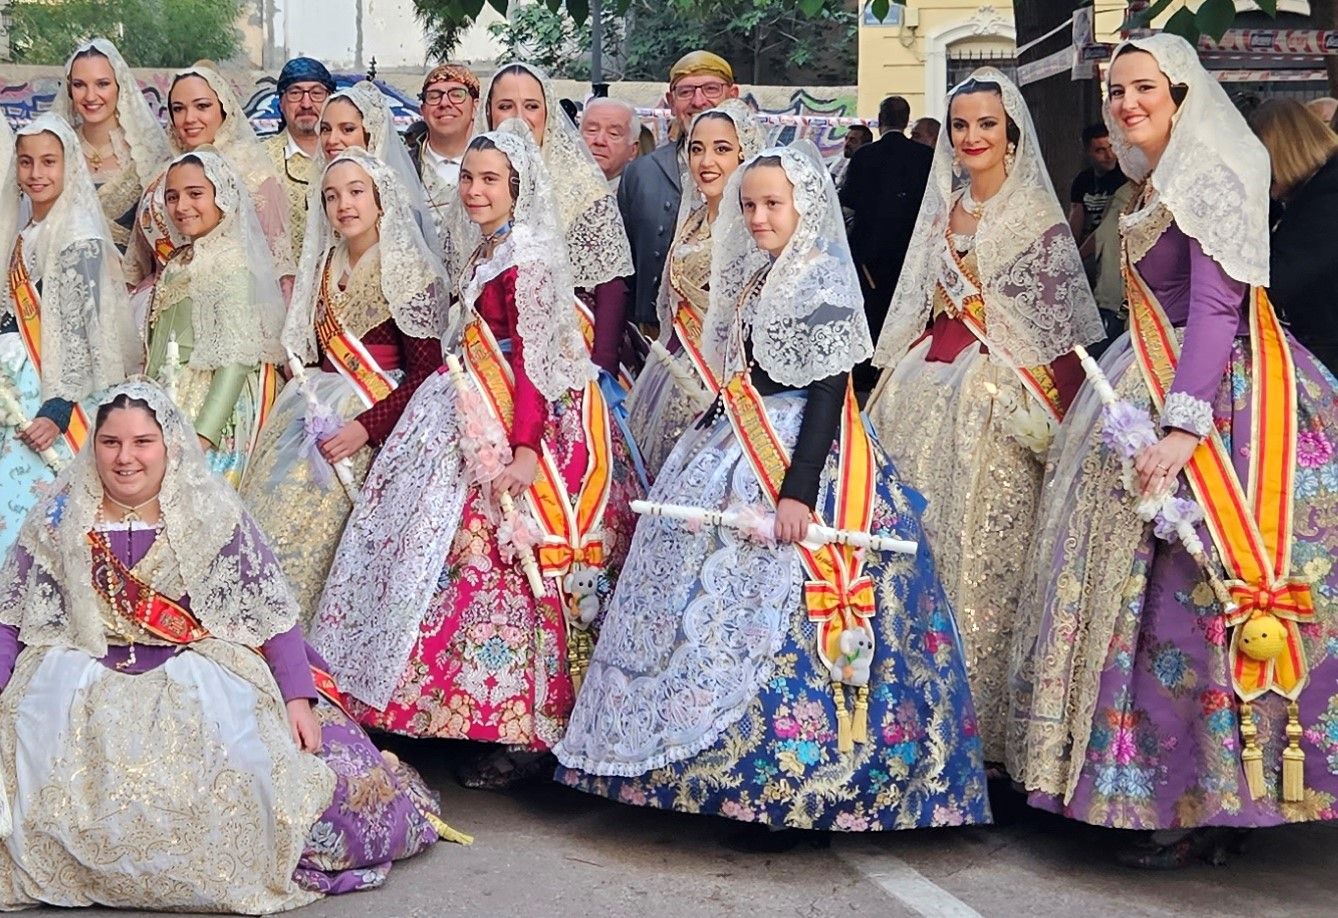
[960,186,985,219]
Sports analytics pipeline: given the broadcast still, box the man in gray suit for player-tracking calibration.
[617,50,739,328]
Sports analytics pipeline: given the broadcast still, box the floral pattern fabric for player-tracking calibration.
[555,392,991,830]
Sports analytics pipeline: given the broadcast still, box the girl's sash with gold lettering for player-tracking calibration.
[459,316,614,689]
[1125,257,1313,801]
[88,529,349,714]
[938,239,1066,421]
[719,371,878,752]
[672,297,721,395]
[7,240,89,453]
[315,258,398,410]
[573,299,633,391]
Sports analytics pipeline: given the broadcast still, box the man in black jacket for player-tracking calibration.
[617,50,738,329]
[839,96,932,389]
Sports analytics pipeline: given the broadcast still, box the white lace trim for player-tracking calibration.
[1160,390,1214,438]
[13,115,134,401]
[312,370,468,709]
[873,67,1103,372]
[703,143,872,388]
[477,62,633,288]
[1105,35,1270,287]
[553,396,805,776]
[0,380,302,659]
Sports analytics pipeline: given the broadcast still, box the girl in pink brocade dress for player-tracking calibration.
[312,126,641,786]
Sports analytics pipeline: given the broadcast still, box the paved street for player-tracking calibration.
[72,738,1337,918]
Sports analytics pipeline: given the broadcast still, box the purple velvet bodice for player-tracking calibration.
[0,526,316,701]
[1135,219,1249,411]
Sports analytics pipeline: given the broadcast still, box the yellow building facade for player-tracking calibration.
[856,0,1136,120]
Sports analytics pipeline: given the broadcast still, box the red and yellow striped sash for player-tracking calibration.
[460,318,613,583]
[88,529,350,715]
[672,297,720,394]
[1126,263,1312,700]
[315,260,397,409]
[938,240,1065,421]
[573,298,633,390]
[719,373,877,663]
[140,175,179,265]
[7,239,89,453]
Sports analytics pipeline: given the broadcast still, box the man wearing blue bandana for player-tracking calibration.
[263,56,336,255]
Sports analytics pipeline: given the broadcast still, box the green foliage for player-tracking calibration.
[10,0,243,67]
[413,0,632,59]
[485,2,621,78]
[1122,0,1278,44]
[625,0,857,85]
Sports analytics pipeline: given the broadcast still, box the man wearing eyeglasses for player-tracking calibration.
[404,64,480,244]
[263,56,336,257]
[617,50,738,329]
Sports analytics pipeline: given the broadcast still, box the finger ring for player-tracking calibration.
[1156,464,1169,471]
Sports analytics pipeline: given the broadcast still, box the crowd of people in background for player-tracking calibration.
[0,30,1337,914]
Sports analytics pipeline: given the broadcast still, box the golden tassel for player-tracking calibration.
[567,625,593,695]
[833,682,852,753]
[425,812,475,846]
[1282,701,1306,803]
[1239,701,1266,800]
[851,684,869,745]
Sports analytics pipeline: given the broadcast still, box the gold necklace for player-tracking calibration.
[81,136,115,170]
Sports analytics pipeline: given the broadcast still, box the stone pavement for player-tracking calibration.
[73,737,1338,918]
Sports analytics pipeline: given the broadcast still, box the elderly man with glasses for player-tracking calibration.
[616,50,738,329]
[263,56,336,256]
[404,63,480,243]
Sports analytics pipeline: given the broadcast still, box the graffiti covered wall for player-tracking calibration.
[3,64,860,163]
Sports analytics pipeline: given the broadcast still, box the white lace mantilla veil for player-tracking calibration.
[311,81,443,251]
[52,37,171,183]
[157,65,295,272]
[0,117,16,262]
[702,141,873,388]
[284,148,452,362]
[651,99,767,336]
[1105,34,1270,286]
[154,150,286,369]
[872,67,1103,372]
[0,379,302,656]
[11,114,134,400]
[452,122,596,400]
[475,62,633,288]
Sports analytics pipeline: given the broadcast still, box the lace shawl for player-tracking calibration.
[454,126,596,401]
[285,149,452,363]
[0,380,302,657]
[9,114,134,401]
[52,38,171,190]
[652,100,767,337]
[477,62,633,288]
[151,150,286,369]
[311,81,442,250]
[151,65,295,275]
[873,67,1103,372]
[1105,34,1270,286]
[702,142,872,388]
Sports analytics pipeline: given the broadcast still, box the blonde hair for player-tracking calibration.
[1249,98,1338,200]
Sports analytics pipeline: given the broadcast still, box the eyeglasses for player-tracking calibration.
[422,87,473,106]
[671,81,729,103]
[283,86,330,103]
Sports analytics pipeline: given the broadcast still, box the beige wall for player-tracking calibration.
[856,0,1129,122]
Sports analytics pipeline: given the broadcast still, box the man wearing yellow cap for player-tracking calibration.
[617,50,738,328]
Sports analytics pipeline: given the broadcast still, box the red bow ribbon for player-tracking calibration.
[538,540,606,577]
[804,575,876,623]
[1226,578,1315,626]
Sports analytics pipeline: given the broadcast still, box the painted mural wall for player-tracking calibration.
[2,65,861,163]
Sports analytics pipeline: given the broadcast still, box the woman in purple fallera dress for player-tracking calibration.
[1008,34,1338,867]
[0,380,449,912]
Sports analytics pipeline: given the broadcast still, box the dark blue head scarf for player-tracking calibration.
[277,57,335,94]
